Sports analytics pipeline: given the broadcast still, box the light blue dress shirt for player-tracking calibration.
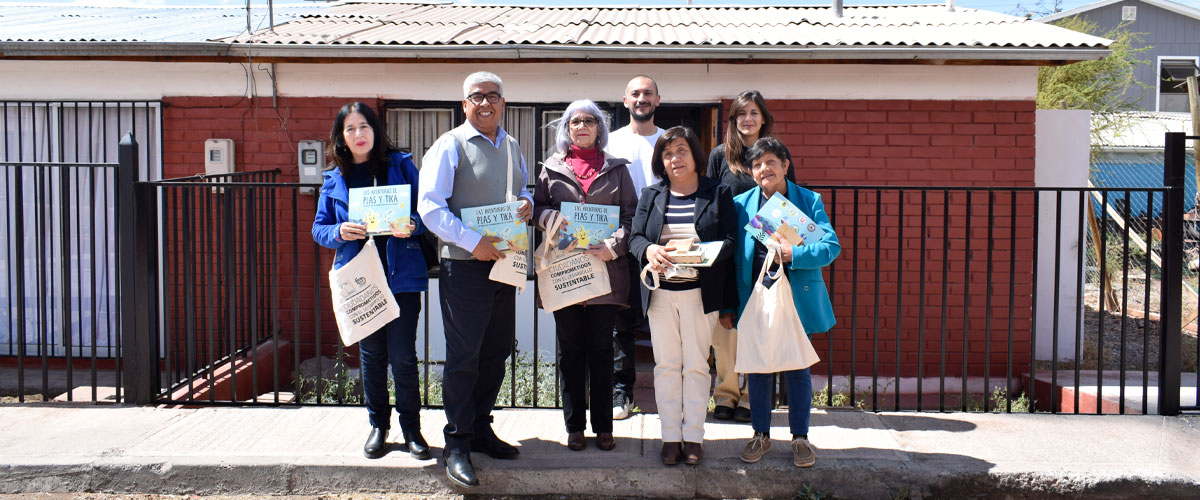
[416,124,533,255]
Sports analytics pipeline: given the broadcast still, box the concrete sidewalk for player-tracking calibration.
[1,404,1197,499]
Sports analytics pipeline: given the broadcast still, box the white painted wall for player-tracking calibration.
[1034,109,1091,361]
[0,60,1037,102]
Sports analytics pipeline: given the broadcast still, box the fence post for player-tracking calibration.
[1159,132,1184,416]
[117,132,159,404]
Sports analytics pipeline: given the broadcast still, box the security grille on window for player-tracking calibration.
[1159,59,1200,113]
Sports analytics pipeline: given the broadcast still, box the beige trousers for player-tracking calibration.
[647,288,716,443]
[711,322,750,409]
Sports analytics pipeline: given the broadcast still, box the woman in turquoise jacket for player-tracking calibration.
[720,137,840,469]
[312,102,430,461]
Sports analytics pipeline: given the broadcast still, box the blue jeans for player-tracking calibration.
[360,292,422,432]
[747,368,812,436]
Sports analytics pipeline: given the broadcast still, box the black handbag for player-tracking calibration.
[418,231,440,271]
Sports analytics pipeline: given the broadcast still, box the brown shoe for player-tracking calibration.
[683,441,703,465]
[567,431,586,451]
[596,433,616,451]
[660,441,682,465]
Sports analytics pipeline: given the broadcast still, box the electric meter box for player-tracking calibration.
[298,140,325,184]
[298,140,325,195]
[204,139,235,176]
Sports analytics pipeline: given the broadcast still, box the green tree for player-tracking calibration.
[1035,16,1152,158]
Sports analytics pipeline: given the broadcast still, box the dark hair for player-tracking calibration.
[650,126,707,185]
[745,136,791,168]
[327,102,394,174]
[724,90,774,175]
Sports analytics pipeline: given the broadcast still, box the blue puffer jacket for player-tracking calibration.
[312,151,428,293]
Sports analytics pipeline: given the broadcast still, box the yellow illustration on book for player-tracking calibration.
[572,226,593,248]
[480,224,529,251]
[354,207,410,236]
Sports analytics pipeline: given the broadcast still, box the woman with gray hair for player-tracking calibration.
[532,99,639,451]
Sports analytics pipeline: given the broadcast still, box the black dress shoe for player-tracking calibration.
[403,430,431,460]
[734,406,752,423]
[713,405,735,420]
[567,431,586,451]
[363,428,388,459]
[470,434,520,459]
[443,449,478,488]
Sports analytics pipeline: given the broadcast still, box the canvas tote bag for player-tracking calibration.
[535,212,612,312]
[329,238,401,346]
[734,245,820,374]
[489,136,531,291]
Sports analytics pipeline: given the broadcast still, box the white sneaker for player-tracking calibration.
[613,401,632,420]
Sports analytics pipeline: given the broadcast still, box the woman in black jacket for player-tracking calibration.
[629,126,736,466]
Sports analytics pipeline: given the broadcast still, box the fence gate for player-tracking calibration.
[1,101,158,403]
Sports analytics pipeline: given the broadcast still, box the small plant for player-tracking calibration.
[812,386,850,407]
[495,351,558,407]
[889,485,913,500]
[630,405,641,414]
[795,482,827,500]
[707,396,717,412]
[296,360,363,404]
[964,387,1034,413]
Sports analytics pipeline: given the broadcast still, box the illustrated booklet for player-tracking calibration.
[745,192,826,246]
[347,184,411,237]
[461,201,530,252]
[557,202,619,250]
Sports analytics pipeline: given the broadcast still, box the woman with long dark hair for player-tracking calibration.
[706,90,794,423]
[312,102,431,460]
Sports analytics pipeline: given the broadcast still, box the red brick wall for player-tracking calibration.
[160,96,370,365]
[746,98,1037,379]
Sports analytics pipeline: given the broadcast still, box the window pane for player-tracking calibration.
[387,108,453,167]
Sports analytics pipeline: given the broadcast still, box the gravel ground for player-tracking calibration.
[0,495,464,500]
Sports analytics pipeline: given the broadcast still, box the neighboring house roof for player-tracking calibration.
[1095,111,1196,150]
[0,3,319,43]
[0,1,1111,63]
[1040,0,1200,23]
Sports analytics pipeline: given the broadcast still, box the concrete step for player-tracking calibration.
[1,405,1196,499]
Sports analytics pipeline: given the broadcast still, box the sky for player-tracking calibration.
[2,0,1198,19]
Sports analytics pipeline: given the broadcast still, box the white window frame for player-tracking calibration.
[1155,56,1200,112]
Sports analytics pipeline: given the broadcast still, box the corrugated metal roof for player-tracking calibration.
[1096,112,1196,149]
[0,4,319,43]
[223,2,1109,48]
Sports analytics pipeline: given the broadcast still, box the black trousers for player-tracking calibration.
[439,259,515,452]
[612,254,643,399]
[360,292,422,432]
[554,304,617,433]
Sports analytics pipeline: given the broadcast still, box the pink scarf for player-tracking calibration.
[567,144,603,194]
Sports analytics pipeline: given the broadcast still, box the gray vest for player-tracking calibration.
[440,123,524,260]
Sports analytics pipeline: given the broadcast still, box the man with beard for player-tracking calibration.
[604,75,665,420]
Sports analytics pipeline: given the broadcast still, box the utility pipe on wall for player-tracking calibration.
[833,0,842,18]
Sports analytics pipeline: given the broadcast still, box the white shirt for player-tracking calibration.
[605,125,664,199]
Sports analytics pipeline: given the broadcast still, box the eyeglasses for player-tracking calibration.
[466,93,502,105]
[569,117,598,128]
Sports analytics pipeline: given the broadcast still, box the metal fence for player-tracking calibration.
[3,131,1195,416]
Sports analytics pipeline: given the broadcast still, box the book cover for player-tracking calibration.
[347,184,411,237]
[745,192,826,246]
[558,202,619,250]
[461,201,530,251]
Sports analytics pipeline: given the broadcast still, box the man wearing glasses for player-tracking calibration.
[418,71,533,488]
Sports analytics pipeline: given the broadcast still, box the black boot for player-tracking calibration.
[363,428,388,459]
[443,448,478,488]
[404,430,431,460]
